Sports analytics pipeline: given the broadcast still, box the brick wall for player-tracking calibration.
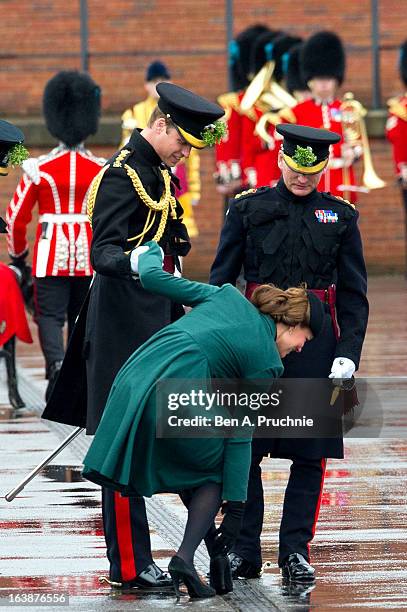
[1,1,406,274]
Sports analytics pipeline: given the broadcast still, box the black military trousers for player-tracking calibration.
[33,276,91,372]
[233,454,326,567]
[102,488,153,581]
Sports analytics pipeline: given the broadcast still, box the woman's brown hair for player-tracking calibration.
[251,284,310,327]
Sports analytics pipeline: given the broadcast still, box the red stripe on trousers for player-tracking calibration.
[308,458,327,561]
[114,492,137,581]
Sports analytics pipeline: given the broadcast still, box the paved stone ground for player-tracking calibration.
[0,277,406,610]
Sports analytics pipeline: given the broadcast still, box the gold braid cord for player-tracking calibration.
[87,164,110,227]
[124,165,177,246]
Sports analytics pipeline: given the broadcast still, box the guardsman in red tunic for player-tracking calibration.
[215,25,269,199]
[386,39,407,273]
[241,33,302,189]
[279,31,361,203]
[6,71,104,399]
[0,120,32,412]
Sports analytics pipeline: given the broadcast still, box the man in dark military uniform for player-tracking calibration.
[43,83,225,591]
[210,124,368,582]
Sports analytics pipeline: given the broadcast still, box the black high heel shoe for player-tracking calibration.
[168,555,216,599]
[209,555,233,594]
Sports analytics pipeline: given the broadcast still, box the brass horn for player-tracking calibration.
[269,80,297,109]
[240,61,275,112]
[240,61,297,113]
[340,92,386,190]
[255,112,281,147]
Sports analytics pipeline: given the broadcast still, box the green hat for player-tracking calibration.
[276,124,340,174]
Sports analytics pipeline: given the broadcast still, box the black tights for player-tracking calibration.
[177,483,222,564]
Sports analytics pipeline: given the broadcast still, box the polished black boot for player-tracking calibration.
[3,337,25,410]
[281,553,315,583]
[168,555,215,599]
[228,552,262,579]
[209,555,233,594]
[107,562,173,590]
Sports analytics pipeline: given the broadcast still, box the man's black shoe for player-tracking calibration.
[114,562,173,590]
[281,553,315,583]
[228,553,262,579]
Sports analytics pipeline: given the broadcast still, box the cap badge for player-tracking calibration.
[315,209,338,223]
[292,145,317,167]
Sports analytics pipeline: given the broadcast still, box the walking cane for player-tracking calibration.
[5,426,84,502]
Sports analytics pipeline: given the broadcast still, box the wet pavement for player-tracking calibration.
[0,276,407,610]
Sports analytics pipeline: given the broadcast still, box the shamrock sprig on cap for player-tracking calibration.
[292,145,317,167]
[201,120,227,147]
[8,143,29,167]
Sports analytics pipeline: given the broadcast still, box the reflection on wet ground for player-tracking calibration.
[1,417,406,609]
[0,277,407,609]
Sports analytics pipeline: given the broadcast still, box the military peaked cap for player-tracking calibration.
[157,82,224,149]
[276,124,340,174]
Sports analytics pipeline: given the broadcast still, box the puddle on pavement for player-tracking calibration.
[42,465,84,483]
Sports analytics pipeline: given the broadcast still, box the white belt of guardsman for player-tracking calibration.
[38,213,89,224]
[36,214,90,278]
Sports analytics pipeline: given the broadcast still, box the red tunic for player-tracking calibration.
[280,98,358,202]
[6,145,105,277]
[386,94,407,176]
[241,107,281,188]
[215,91,245,185]
[0,263,32,346]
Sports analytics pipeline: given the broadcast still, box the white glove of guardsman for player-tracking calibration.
[22,158,41,185]
[329,357,356,380]
[130,243,164,276]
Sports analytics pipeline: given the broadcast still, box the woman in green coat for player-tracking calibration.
[83,241,323,598]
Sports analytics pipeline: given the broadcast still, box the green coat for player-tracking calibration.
[83,242,283,501]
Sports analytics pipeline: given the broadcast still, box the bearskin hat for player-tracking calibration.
[271,34,303,83]
[250,30,286,77]
[146,60,171,82]
[301,31,346,85]
[229,24,270,90]
[399,40,407,86]
[43,71,101,147]
[285,43,309,95]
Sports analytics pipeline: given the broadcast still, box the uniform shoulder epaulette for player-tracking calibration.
[87,164,110,227]
[234,186,270,200]
[386,96,407,122]
[81,149,106,166]
[112,148,133,168]
[217,92,241,114]
[234,188,258,199]
[322,192,356,210]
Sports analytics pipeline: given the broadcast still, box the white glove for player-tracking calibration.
[130,245,150,275]
[130,243,164,275]
[329,357,356,379]
[22,158,40,185]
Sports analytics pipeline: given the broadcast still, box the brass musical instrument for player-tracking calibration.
[255,112,281,147]
[240,61,297,114]
[340,92,386,190]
